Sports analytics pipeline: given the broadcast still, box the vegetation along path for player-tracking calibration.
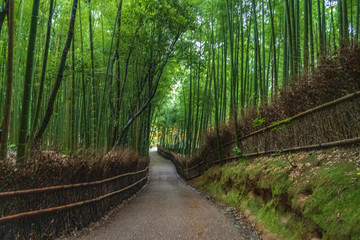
[74,148,253,240]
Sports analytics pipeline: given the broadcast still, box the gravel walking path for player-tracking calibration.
[75,148,248,240]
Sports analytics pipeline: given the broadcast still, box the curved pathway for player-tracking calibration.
[76,148,246,240]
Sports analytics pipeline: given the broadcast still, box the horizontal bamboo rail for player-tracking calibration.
[183,137,360,180]
[0,174,149,224]
[161,91,360,179]
[239,91,360,140]
[0,167,149,197]
[242,136,360,157]
[187,159,204,170]
[208,91,360,155]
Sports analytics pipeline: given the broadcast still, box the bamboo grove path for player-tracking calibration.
[71,148,250,240]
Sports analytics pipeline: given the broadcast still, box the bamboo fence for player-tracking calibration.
[160,91,360,180]
[0,166,149,239]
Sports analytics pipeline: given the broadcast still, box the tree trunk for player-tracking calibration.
[343,0,349,45]
[285,0,294,80]
[211,17,222,162]
[0,0,14,162]
[17,0,41,163]
[283,3,288,86]
[269,0,278,96]
[317,0,324,56]
[357,0,360,42]
[0,1,8,36]
[322,0,326,54]
[34,0,78,144]
[303,0,309,73]
[226,0,239,147]
[31,0,55,139]
[330,0,337,51]
[88,0,96,150]
[309,1,315,71]
[252,0,259,105]
[115,33,180,146]
[339,0,344,46]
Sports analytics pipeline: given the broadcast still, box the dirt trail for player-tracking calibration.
[74,148,250,240]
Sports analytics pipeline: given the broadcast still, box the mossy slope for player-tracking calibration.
[193,147,360,240]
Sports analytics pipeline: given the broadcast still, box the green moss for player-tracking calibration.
[194,149,360,240]
[271,117,293,131]
[303,163,360,239]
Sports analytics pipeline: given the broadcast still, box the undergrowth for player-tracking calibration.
[0,147,150,239]
[192,146,360,240]
[191,46,360,166]
[0,147,149,191]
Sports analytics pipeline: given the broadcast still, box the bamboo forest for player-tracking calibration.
[0,0,360,239]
